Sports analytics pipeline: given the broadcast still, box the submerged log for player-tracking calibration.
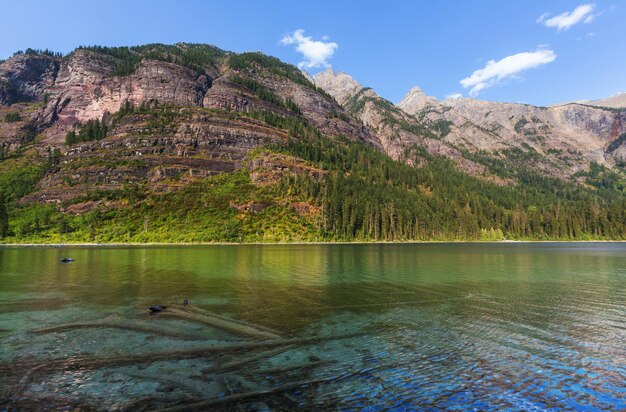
[117,396,180,412]
[161,307,281,340]
[247,359,336,377]
[169,304,282,336]
[152,368,365,412]
[125,372,211,399]
[201,345,296,375]
[0,332,364,374]
[31,321,211,340]
[158,360,418,411]
[4,364,47,410]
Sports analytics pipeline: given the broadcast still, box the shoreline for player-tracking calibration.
[1,240,625,247]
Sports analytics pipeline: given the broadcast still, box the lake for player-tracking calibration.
[0,243,624,410]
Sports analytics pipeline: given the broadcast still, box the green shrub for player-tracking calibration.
[4,112,21,122]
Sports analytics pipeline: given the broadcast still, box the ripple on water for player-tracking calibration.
[0,243,624,410]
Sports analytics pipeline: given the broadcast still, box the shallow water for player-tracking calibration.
[0,243,625,410]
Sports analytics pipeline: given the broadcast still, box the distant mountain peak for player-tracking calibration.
[397,85,439,115]
[313,68,365,105]
[405,85,426,96]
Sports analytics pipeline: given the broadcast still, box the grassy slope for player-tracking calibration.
[2,132,624,243]
[4,169,322,244]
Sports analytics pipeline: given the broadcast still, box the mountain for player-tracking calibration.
[315,68,626,180]
[587,93,626,109]
[0,44,624,243]
[553,93,626,109]
[314,69,502,180]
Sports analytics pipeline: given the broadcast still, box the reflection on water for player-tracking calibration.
[0,243,625,410]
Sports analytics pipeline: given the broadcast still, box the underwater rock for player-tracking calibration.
[156,383,177,393]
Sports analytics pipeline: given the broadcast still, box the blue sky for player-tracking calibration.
[1,1,625,106]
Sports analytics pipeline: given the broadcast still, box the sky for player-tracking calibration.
[1,0,625,106]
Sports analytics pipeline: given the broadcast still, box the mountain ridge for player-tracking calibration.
[0,43,624,242]
[313,68,625,180]
[551,92,626,109]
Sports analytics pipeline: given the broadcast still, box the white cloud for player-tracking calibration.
[460,49,556,96]
[538,3,596,31]
[280,29,338,69]
[536,12,551,23]
[445,93,463,100]
[577,32,596,40]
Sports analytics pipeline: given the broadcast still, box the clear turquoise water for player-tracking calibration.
[0,243,625,410]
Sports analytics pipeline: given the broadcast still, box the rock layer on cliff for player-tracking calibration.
[0,43,624,243]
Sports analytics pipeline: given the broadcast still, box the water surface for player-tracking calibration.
[0,243,624,410]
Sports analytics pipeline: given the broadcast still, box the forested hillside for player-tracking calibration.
[0,44,624,243]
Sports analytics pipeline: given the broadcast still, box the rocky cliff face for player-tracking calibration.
[36,50,212,140]
[424,97,625,176]
[21,108,283,205]
[315,69,626,180]
[314,68,450,157]
[0,54,60,104]
[1,46,371,145]
[397,86,439,113]
[1,44,624,211]
[313,69,365,106]
[314,69,503,181]
[204,70,380,149]
[0,44,373,207]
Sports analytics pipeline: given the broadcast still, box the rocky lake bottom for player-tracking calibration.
[0,243,624,410]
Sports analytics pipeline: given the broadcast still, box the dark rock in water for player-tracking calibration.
[156,383,176,393]
[148,305,167,313]
[60,258,75,262]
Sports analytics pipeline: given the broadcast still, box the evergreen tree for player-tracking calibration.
[65,130,77,145]
[0,193,9,238]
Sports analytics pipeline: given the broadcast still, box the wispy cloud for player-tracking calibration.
[280,29,338,69]
[445,93,463,100]
[460,49,556,96]
[577,32,596,41]
[538,3,596,31]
